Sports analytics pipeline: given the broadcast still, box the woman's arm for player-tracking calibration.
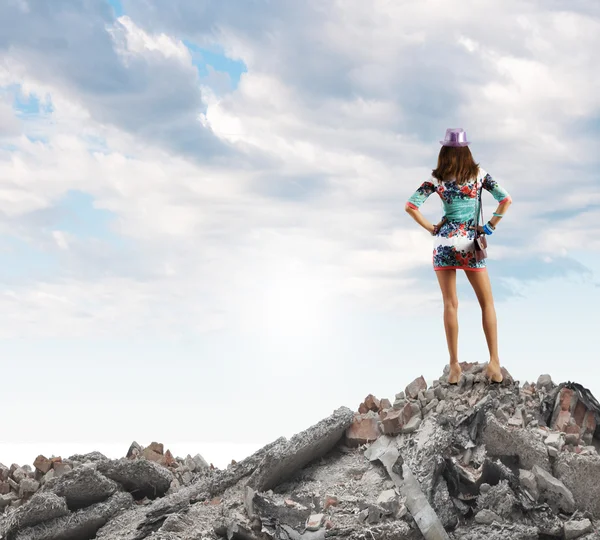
[405,204,446,235]
[488,198,511,229]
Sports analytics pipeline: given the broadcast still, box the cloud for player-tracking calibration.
[0,0,598,338]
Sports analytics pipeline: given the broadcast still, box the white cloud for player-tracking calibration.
[0,0,598,339]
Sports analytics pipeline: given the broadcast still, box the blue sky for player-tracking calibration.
[0,0,599,468]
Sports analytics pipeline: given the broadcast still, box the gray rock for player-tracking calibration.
[425,389,435,402]
[18,479,40,498]
[247,407,354,491]
[12,491,133,540]
[532,464,575,513]
[519,469,539,500]
[0,492,69,539]
[66,451,108,463]
[97,458,173,500]
[401,416,422,433]
[425,399,439,414]
[474,509,501,524]
[555,452,600,518]
[545,432,565,450]
[42,465,118,510]
[476,481,517,518]
[483,414,551,472]
[434,386,446,401]
[536,374,554,391]
[12,468,27,483]
[192,453,209,470]
[564,518,593,539]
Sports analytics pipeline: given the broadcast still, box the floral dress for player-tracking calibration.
[406,167,511,271]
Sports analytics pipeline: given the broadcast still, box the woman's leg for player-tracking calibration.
[435,269,461,384]
[464,269,503,382]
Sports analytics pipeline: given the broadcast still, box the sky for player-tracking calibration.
[0,0,599,469]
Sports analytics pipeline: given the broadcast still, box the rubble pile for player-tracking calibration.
[2,362,600,540]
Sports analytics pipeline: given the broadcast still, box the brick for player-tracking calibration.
[584,411,597,434]
[142,448,163,463]
[381,410,404,435]
[573,400,587,427]
[33,455,53,474]
[364,394,380,412]
[147,442,164,455]
[52,462,72,477]
[358,403,369,414]
[405,376,427,400]
[554,410,572,432]
[324,496,339,510]
[346,414,380,446]
[559,388,575,412]
[379,398,392,411]
[565,424,581,435]
[0,481,10,495]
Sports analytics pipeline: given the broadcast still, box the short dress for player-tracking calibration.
[406,167,511,271]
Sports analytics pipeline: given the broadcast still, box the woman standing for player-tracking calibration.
[405,128,512,384]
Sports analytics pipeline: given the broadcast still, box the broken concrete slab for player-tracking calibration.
[96,458,173,500]
[41,466,118,511]
[564,518,593,540]
[12,492,133,540]
[0,492,69,539]
[531,464,575,513]
[247,406,354,491]
[376,444,450,540]
[482,414,551,472]
[555,452,600,518]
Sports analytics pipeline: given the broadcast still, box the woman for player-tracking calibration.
[405,128,512,385]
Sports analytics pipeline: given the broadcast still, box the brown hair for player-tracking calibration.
[432,146,479,185]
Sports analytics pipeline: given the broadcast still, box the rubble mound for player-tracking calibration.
[2,363,600,540]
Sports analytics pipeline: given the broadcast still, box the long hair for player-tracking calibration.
[432,146,480,185]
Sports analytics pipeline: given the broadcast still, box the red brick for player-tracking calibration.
[559,388,575,412]
[33,455,52,474]
[364,394,380,412]
[346,414,380,446]
[554,410,572,431]
[573,400,587,427]
[0,481,10,495]
[142,448,163,463]
[148,442,164,455]
[565,424,581,435]
[381,409,404,435]
[163,450,176,467]
[379,398,392,411]
[584,411,597,434]
[358,403,369,414]
[324,496,339,510]
[405,376,427,400]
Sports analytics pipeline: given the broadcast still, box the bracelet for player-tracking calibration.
[483,223,494,235]
[493,213,504,218]
[487,221,496,231]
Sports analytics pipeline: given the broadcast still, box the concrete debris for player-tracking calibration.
[247,406,354,491]
[564,518,593,539]
[97,459,173,500]
[2,364,600,540]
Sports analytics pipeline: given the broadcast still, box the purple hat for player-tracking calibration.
[440,128,470,147]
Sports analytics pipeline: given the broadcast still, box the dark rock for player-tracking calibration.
[96,458,173,500]
[12,491,133,540]
[0,492,69,539]
[42,466,118,510]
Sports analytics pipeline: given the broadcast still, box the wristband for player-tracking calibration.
[493,213,504,218]
[483,223,494,235]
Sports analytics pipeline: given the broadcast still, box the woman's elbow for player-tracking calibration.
[405,202,418,212]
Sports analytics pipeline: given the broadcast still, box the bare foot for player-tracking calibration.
[448,363,462,385]
[486,361,503,383]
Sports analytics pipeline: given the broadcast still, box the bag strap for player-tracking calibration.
[476,175,484,229]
